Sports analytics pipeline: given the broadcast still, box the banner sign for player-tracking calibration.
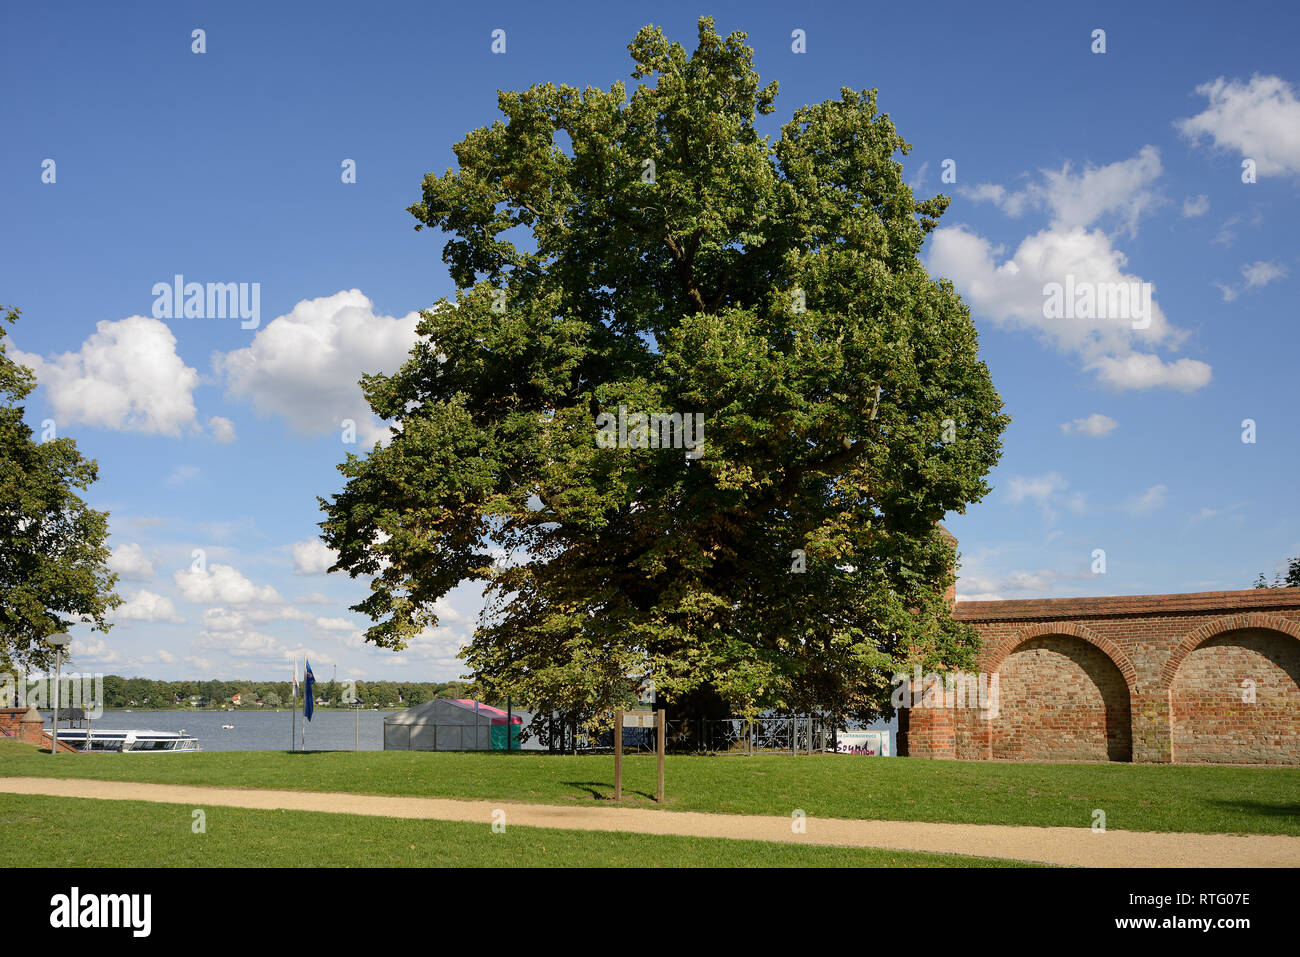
[835,730,890,756]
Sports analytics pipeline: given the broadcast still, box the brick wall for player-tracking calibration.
[899,589,1300,764]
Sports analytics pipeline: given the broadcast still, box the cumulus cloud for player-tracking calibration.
[314,617,357,632]
[109,543,156,581]
[193,628,289,662]
[930,148,1211,392]
[398,625,471,668]
[174,563,282,605]
[961,145,1163,237]
[113,589,184,623]
[12,316,200,436]
[72,637,120,664]
[1060,413,1117,438]
[956,566,1072,603]
[201,606,312,631]
[292,539,338,575]
[1088,354,1211,392]
[214,290,422,445]
[208,416,237,443]
[1177,75,1300,178]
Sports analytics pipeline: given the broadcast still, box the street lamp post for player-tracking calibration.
[45,633,71,755]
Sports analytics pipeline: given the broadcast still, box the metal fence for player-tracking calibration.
[691,715,833,755]
[532,714,837,755]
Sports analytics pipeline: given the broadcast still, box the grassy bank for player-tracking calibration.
[0,793,1028,867]
[3,749,1298,835]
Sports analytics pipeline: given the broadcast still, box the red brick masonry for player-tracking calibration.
[899,589,1300,764]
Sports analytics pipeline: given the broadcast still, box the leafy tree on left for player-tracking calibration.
[0,305,119,674]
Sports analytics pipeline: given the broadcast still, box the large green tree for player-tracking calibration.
[320,18,1008,731]
[0,305,120,674]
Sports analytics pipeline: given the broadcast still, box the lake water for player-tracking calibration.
[69,709,398,752]
[54,709,896,754]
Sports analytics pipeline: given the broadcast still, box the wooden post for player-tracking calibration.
[614,710,623,801]
[656,708,665,803]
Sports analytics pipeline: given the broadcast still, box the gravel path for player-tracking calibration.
[3,776,1297,867]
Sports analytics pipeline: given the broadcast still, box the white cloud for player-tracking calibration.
[1003,473,1083,524]
[961,145,1163,237]
[174,563,282,605]
[1178,75,1300,178]
[936,148,1219,392]
[908,161,929,191]
[314,617,357,632]
[1191,503,1248,523]
[12,316,200,436]
[1182,194,1209,218]
[1060,413,1117,438]
[214,290,422,445]
[208,416,237,443]
[293,539,338,575]
[433,596,471,625]
[109,543,156,581]
[927,222,1209,391]
[1218,260,1289,303]
[193,629,288,661]
[114,589,184,623]
[1242,260,1288,288]
[400,625,471,666]
[201,605,312,632]
[72,637,120,664]
[1088,354,1212,392]
[165,464,200,487]
[1005,472,1068,506]
[1127,483,1168,515]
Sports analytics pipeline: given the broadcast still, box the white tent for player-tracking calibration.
[383,698,518,751]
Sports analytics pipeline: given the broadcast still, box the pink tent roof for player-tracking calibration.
[450,699,522,724]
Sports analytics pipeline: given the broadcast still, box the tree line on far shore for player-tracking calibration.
[82,676,474,711]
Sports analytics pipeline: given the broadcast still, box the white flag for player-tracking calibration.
[292,658,298,696]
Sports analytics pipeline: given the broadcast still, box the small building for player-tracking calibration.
[384,698,522,751]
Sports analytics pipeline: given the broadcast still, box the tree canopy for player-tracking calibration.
[320,17,1009,730]
[0,304,119,674]
[1255,557,1300,589]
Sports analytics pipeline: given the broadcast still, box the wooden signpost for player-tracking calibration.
[613,708,665,802]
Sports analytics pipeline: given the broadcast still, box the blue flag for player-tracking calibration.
[304,659,315,721]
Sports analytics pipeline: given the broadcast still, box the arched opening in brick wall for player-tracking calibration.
[1170,628,1300,765]
[991,635,1133,762]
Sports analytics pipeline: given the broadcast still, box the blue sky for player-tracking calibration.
[3,1,1298,681]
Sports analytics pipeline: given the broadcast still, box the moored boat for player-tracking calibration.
[49,728,200,753]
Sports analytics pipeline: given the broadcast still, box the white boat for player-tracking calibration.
[221,723,234,730]
[50,728,200,753]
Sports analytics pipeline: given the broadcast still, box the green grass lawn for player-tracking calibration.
[3,747,1298,835]
[0,793,1028,868]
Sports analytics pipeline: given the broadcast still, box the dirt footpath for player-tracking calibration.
[3,776,1297,867]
